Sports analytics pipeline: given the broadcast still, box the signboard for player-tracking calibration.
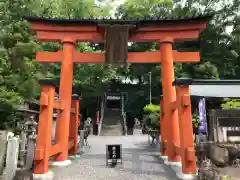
[106,144,122,167]
[106,96,120,100]
[198,98,208,134]
[106,92,121,100]
[218,117,240,127]
[217,117,240,142]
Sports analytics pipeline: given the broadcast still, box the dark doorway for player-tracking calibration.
[106,100,120,109]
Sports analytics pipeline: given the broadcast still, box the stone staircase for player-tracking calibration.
[100,108,123,136]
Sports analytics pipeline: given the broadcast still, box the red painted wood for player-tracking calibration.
[36,50,200,63]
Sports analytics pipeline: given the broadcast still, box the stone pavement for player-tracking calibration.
[51,131,178,180]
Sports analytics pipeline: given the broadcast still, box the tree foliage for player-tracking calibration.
[221,98,240,109]
[0,0,117,128]
[116,0,240,82]
[0,0,240,128]
[117,0,240,116]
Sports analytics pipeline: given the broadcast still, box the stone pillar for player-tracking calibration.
[159,38,181,163]
[54,38,75,162]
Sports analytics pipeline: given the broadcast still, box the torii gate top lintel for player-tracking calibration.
[25,14,213,42]
[25,14,213,64]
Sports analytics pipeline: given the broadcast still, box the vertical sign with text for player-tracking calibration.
[198,98,208,134]
[106,144,122,166]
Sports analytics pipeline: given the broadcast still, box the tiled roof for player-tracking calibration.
[24,13,213,25]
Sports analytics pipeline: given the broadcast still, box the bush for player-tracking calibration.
[143,104,160,130]
[143,104,201,132]
[192,113,201,134]
[143,104,160,114]
[148,112,160,129]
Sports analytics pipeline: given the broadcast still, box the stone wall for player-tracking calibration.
[0,138,6,174]
[208,109,240,149]
[52,118,57,142]
[0,131,7,174]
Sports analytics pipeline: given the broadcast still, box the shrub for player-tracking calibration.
[143,104,201,132]
[192,113,201,134]
[148,112,160,129]
[143,104,160,130]
[143,104,160,114]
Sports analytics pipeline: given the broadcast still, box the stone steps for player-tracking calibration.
[100,128,123,136]
[100,108,123,136]
[100,123,122,136]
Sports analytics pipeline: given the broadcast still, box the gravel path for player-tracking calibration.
[51,132,177,180]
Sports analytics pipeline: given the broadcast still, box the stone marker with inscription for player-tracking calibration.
[5,137,19,180]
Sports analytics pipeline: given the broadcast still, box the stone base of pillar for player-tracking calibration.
[160,155,197,179]
[159,155,168,163]
[33,171,54,180]
[165,161,182,167]
[50,160,71,167]
[69,155,81,160]
[176,172,197,180]
[164,160,182,176]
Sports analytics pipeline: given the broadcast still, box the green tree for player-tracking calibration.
[115,0,240,81]
[116,0,172,18]
[1,0,240,129]
[0,0,43,128]
[0,0,117,128]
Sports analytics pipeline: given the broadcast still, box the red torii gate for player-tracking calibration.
[25,14,212,177]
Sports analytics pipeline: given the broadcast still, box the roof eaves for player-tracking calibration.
[173,78,240,86]
[23,13,214,25]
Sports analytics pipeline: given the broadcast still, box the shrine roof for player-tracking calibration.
[173,78,240,86]
[24,13,213,25]
[15,108,39,114]
[173,78,240,98]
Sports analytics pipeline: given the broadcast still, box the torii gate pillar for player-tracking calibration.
[54,38,75,162]
[160,38,181,164]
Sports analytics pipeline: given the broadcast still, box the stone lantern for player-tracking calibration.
[24,115,38,138]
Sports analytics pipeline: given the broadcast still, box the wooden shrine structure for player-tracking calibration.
[25,14,213,176]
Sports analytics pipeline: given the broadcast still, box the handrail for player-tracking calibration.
[121,112,127,135]
[98,94,105,135]
[120,112,124,135]
[120,93,127,135]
